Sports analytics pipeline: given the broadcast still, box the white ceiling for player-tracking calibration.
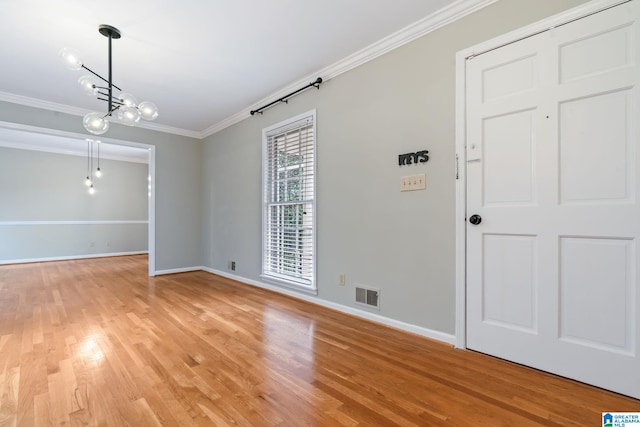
[0,0,486,138]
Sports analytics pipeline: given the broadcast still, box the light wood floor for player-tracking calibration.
[0,255,637,426]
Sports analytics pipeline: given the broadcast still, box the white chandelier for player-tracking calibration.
[60,25,158,135]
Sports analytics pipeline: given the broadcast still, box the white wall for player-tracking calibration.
[0,146,148,262]
[201,0,589,336]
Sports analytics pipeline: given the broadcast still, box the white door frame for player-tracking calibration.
[0,121,157,277]
[454,0,632,349]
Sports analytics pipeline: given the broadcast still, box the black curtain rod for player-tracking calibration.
[251,77,323,116]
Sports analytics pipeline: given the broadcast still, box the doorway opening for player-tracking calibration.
[0,121,156,276]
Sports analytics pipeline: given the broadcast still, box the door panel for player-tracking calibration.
[560,89,633,204]
[483,234,538,332]
[482,54,537,102]
[483,110,536,206]
[559,24,633,83]
[466,0,640,398]
[559,236,635,355]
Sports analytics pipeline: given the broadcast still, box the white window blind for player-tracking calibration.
[262,111,316,290]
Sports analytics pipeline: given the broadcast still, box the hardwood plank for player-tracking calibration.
[0,366,19,427]
[0,255,637,426]
[33,391,49,427]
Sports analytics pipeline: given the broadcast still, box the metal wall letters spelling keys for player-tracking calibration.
[398,150,429,166]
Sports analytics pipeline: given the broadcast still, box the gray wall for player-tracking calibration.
[0,146,148,261]
[0,102,202,271]
[201,0,589,335]
[0,0,590,334]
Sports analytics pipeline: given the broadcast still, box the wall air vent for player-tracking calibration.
[355,286,380,310]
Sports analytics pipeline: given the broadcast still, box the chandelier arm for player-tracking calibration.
[96,93,124,105]
[109,105,121,116]
[81,64,122,92]
[98,104,122,119]
[97,96,123,104]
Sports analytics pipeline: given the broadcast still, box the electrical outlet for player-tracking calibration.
[106,241,111,247]
[400,173,426,192]
[229,261,236,271]
[339,274,346,286]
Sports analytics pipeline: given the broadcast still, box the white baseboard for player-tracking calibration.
[202,267,456,346]
[155,266,204,276]
[6,255,455,345]
[0,251,148,265]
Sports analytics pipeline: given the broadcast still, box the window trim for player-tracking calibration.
[260,109,317,294]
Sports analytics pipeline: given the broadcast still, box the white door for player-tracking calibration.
[466,1,640,398]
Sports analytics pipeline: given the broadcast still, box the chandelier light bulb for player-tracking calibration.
[59,47,83,71]
[118,92,137,107]
[89,185,95,195]
[95,168,102,178]
[83,112,109,135]
[78,76,99,96]
[85,176,91,186]
[118,106,141,126]
[138,101,159,121]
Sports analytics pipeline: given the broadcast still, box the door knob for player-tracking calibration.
[469,214,482,225]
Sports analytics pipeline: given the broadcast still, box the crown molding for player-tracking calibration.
[0,140,149,163]
[320,0,498,81]
[130,120,202,139]
[0,91,201,139]
[201,0,497,138]
[0,120,152,163]
[1,0,496,140]
[0,91,88,116]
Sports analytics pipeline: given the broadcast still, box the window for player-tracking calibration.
[262,110,316,292]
